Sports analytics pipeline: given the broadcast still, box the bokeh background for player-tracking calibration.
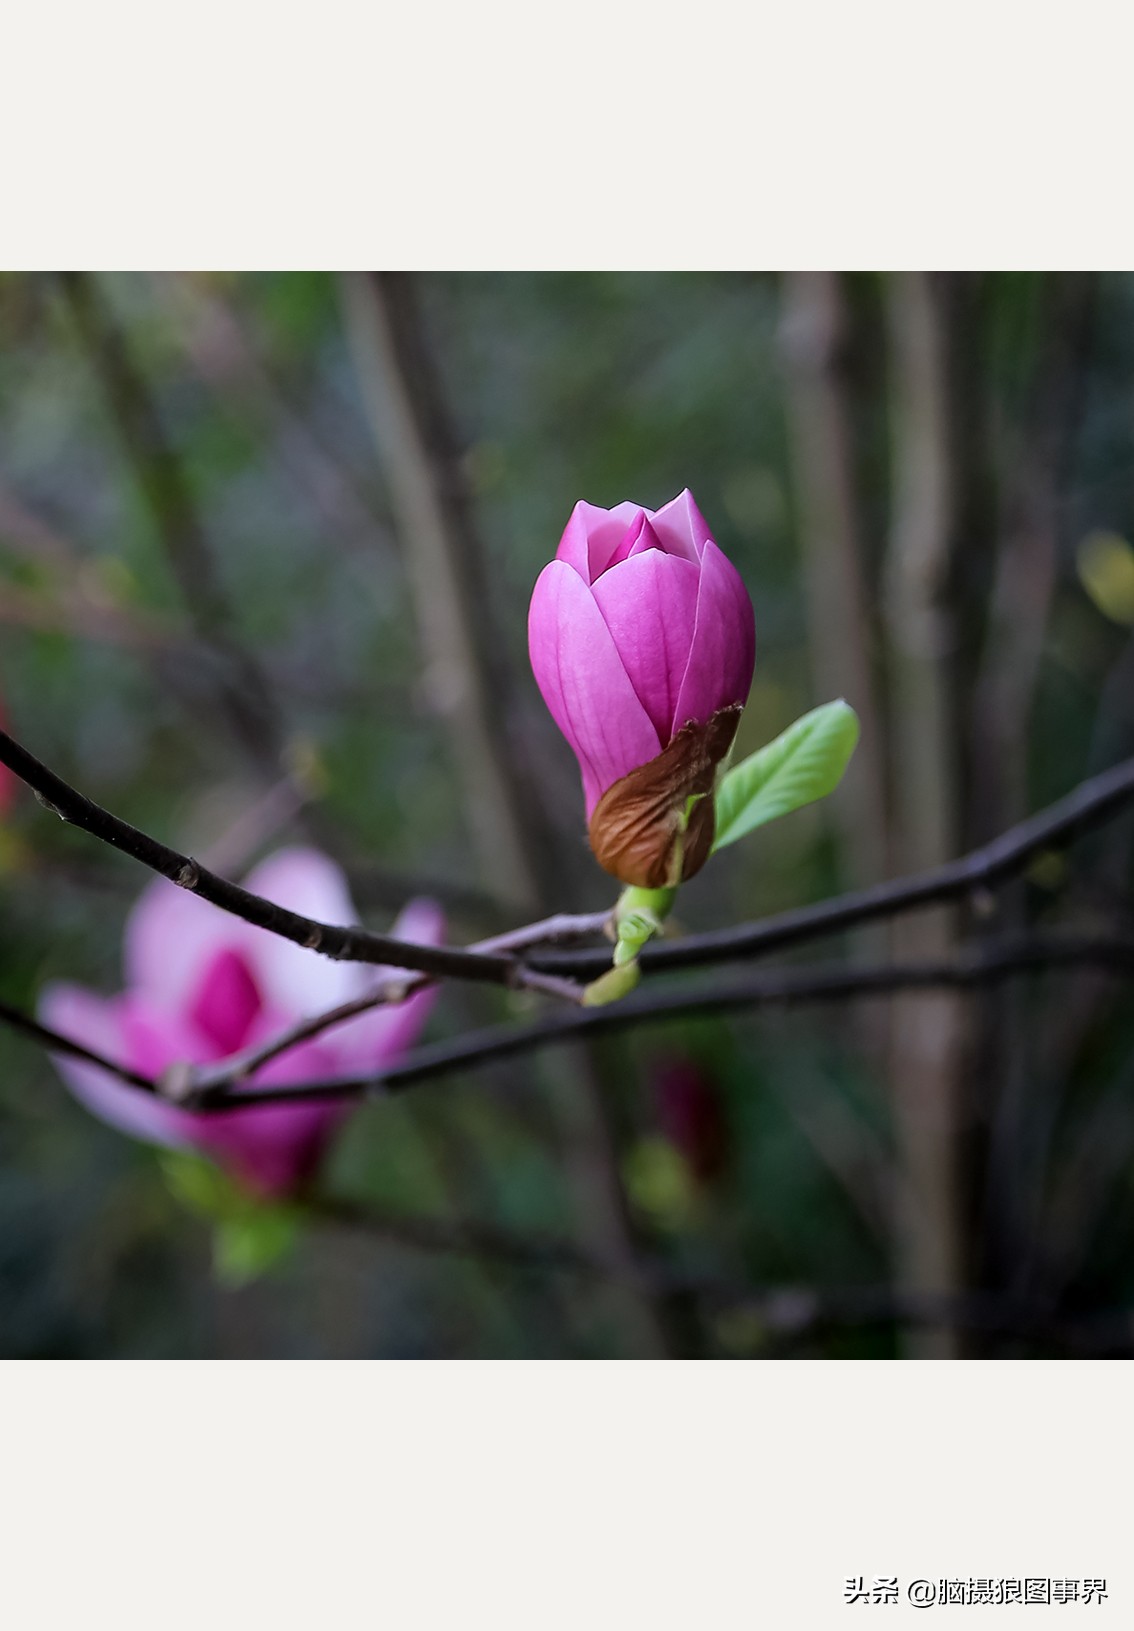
[2,271,1133,1358]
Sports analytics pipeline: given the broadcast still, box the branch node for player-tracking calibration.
[157,1060,198,1103]
[304,926,323,950]
[175,858,201,891]
[34,789,66,821]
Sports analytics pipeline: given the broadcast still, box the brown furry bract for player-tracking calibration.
[587,706,743,888]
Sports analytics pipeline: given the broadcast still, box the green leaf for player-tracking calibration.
[712,700,860,852]
[160,1151,240,1219]
[213,1209,300,1287]
[162,1152,303,1287]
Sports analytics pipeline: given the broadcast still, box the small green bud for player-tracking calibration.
[583,959,642,1007]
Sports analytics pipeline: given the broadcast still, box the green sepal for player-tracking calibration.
[712,700,860,852]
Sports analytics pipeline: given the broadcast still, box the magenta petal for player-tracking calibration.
[556,501,650,583]
[194,1100,347,1199]
[38,983,199,1151]
[329,978,438,1072]
[626,516,668,560]
[591,551,701,742]
[600,510,649,573]
[239,847,362,1017]
[672,540,757,732]
[189,947,262,1054]
[124,875,248,1015]
[651,490,714,562]
[529,560,661,815]
[194,1017,349,1196]
[325,896,444,1069]
[118,992,211,1075]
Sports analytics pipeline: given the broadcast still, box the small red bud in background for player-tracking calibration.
[654,1055,728,1185]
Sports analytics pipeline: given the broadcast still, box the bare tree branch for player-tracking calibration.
[529,751,1134,978]
[6,716,1134,1009]
[0,723,543,990]
[188,909,614,1089]
[187,932,1132,1109]
[11,933,1130,1109]
[0,997,152,1090]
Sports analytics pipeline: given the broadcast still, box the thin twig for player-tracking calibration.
[187,931,1133,1109]
[528,753,1134,978]
[189,910,614,1090]
[7,715,1134,1009]
[0,998,152,1090]
[10,933,1134,1107]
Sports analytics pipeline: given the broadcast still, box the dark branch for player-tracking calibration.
[189,909,613,1090]
[188,931,1134,1108]
[529,753,1134,979]
[0,998,152,1090]
[8,932,1132,1114]
[0,725,520,988]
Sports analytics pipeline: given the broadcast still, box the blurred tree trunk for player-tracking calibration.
[971,274,1096,840]
[883,272,976,1357]
[339,271,551,916]
[340,272,691,1356]
[780,271,889,889]
[971,275,1098,1308]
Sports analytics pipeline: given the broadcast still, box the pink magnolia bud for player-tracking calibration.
[528,490,755,887]
[39,847,444,1199]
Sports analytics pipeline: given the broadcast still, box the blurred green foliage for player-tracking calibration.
[1,272,1133,1357]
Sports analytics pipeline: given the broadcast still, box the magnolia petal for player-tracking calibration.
[591,549,700,741]
[330,981,440,1073]
[118,991,214,1075]
[389,896,446,955]
[194,1099,347,1199]
[326,896,444,1068]
[651,489,713,562]
[601,510,653,573]
[124,875,249,1015]
[192,1012,350,1197]
[188,946,263,1054]
[38,983,199,1150]
[239,847,363,1017]
[557,500,647,583]
[529,560,661,816]
[672,540,756,733]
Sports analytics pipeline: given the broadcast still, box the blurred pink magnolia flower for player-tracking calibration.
[528,490,755,887]
[39,848,443,1198]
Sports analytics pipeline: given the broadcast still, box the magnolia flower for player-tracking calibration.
[528,490,755,887]
[39,848,443,1198]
